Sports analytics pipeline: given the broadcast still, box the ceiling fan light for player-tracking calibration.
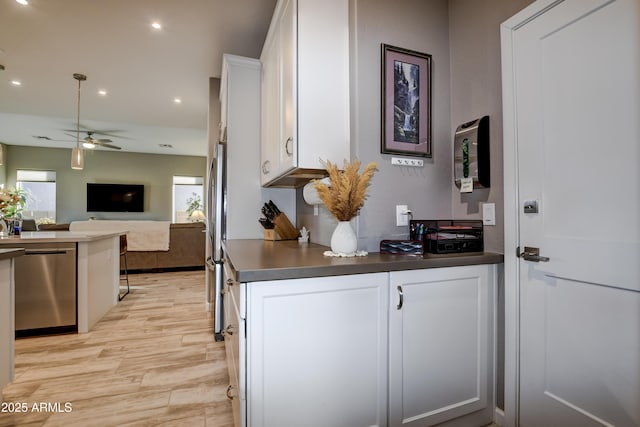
[71,146,84,170]
[83,141,95,149]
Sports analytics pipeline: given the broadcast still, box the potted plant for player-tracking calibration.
[313,159,377,254]
[0,187,28,235]
[185,193,204,222]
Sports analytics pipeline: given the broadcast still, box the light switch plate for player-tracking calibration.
[396,205,409,226]
[482,203,496,226]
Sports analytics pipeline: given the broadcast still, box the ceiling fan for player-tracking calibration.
[32,131,122,150]
[63,131,122,150]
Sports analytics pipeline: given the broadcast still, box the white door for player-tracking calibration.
[503,0,640,426]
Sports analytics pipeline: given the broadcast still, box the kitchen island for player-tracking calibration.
[0,248,25,398]
[222,239,504,427]
[0,231,122,335]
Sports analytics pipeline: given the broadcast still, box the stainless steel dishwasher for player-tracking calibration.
[5,242,77,336]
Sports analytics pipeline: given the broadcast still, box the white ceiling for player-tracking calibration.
[0,0,276,157]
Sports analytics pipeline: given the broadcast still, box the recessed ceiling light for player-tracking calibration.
[16,0,28,5]
[98,90,107,96]
[11,80,21,86]
[173,97,182,104]
[151,22,162,30]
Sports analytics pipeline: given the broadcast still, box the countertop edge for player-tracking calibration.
[0,248,25,261]
[224,239,504,283]
[0,231,123,244]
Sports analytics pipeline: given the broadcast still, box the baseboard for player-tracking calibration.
[494,407,505,426]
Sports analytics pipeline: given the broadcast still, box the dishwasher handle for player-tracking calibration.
[24,249,75,255]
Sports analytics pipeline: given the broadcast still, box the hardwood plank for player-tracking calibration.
[0,271,232,426]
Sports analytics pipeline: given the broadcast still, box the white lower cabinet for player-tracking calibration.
[227,264,496,427]
[389,265,495,427]
[246,273,388,427]
[223,261,246,427]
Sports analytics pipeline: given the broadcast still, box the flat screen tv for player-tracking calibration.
[86,183,144,212]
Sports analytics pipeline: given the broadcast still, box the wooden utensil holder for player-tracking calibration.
[264,213,298,241]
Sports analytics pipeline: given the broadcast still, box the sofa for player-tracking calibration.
[39,222,205,272]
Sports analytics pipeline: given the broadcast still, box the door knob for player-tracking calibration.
[518,246,550,262]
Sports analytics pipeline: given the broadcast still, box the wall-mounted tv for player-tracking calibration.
[86,183,144,212]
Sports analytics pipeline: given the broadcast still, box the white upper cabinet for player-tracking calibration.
[260,0,350,187]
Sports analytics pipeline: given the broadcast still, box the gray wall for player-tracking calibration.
[449,0,534,253]
[3,145,206,223]
[299,0,534,253]
[299,0,453,251]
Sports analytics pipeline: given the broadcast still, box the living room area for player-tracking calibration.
[0,144,207,272]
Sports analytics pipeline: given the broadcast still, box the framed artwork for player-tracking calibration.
[381,44,432,157]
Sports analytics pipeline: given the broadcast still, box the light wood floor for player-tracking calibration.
[0,270,233,427]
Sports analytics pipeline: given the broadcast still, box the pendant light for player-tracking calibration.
[71,73,87,170]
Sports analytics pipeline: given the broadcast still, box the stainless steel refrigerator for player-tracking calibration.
[206,55,275,340]
[206,142,226,340]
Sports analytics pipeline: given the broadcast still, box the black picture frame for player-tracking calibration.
[381,44,432,157]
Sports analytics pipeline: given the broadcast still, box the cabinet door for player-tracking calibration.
[260,27,280,185]
[277,0,296,173]
[260,0,296,185]
[389,265,495,427]
[247,273,388,427]
[223,263,246,427]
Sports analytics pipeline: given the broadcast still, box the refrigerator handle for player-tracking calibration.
[206,256,215,270]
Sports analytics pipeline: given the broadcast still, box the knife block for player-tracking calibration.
[264,213,298,241]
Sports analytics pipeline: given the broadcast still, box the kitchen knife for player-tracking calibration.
[259,217,274,229]
[262,205,275,221]
[268,200,281,215]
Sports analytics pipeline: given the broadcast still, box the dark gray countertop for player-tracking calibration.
[223,239,504,282]
[0,248,25,261]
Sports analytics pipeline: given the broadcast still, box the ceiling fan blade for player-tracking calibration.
[95,138,113,143]
[34,135,75,143]
[91,130,125,137]
[93,141,121,150]
[65,132,86,142]
[63,128,125,137]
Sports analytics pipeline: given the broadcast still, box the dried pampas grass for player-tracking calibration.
[313,159,378,221]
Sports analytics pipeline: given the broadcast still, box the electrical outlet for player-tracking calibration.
[391,157,424,167]
[396,205,409,226]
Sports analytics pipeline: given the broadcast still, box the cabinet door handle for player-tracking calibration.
[396,285,403,310]
[226,278,234,287]
[262,160,271,175]
[285,137,293,156]
[226,385,235,400]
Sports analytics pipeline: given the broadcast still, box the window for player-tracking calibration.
[16,170,56,224]
[173,176,204,223]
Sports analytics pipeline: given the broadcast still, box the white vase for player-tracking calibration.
[331,221,357,254]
